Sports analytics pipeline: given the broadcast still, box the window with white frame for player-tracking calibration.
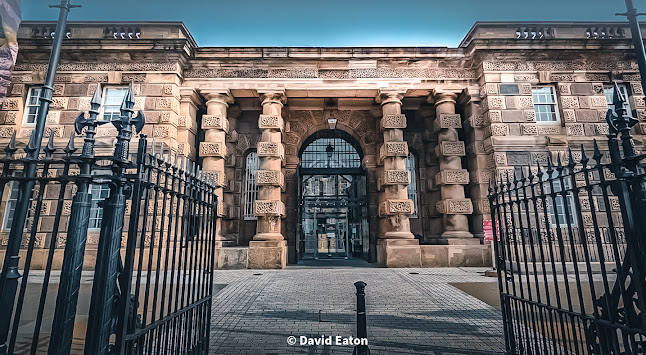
[100,87,129,122]
[23,87,42,124]
[532,86,560,123]
[88,182,111,229]
[604,84,631,113]
[545,172,576,226]
[2,172,30,231]
[2,180,20,231]
[243,152,259,220]
[405,153,418,218]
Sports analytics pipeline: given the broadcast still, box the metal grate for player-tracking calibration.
[243,152,259,220]
[406,153,418,218]
[300,137,361,169]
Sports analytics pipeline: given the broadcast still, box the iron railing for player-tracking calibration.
[489,84,646,354]
[0,84,218,354]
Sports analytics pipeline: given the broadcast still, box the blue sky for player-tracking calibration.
[24,1,621,47]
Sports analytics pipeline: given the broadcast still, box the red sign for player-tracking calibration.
[483,220,495,241]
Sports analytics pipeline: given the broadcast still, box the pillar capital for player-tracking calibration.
[201,89,234,107]
[428,90,459,106]
[179,87,204,108]
[376,90,405,106]
[259,90,287,106]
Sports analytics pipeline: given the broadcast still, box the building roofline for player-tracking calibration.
[459,20,637,47]
[20,20,198,47]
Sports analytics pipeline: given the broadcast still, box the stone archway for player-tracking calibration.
[282,109,381,263]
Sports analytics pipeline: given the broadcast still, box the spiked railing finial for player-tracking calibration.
[4,131,17,158]
[44,133,56,158]
[592,139,603,163]
[63,132,76,156]
[580,144,589,167]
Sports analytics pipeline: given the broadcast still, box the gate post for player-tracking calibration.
[47,85,104,355]
[84,85,145,354]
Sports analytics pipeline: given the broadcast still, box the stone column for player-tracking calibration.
[375,91,421,267]
[430,91,474,242]
[199,90,234,248]
[248,91,287,269]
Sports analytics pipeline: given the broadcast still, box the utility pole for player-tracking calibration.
[619,0,646,99]
[0,1,78,354]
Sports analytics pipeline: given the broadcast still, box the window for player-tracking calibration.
[405,153,418,218]
[100,87,128,122]
[604,84,631,113]
[23,87,42,124]
[545,172,576,226]
[532,86,560,123]
[243,152,259,220]
[3,180,20,231]
[2,172,31,231]
[88,183,111,229]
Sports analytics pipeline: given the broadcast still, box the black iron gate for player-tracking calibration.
[0,84,218,354]
[489,85,646,354]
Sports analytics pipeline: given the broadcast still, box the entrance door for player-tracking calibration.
[297,131,368,262]
[300,174,366,259]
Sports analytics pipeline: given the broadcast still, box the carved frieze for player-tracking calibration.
[202,115,229,132]
[256,170,285,190]
[377,170,411,190]
[199,142,227,158]
[380,114,407,130]
[433,114,462,132]
[566,123,585,136]
[379,142,409,162]
[537,126,561,135]
[258,115,284,131]
[257,142,285,160]
[435,199,473,215]
[254,200,285,217]
[435,169,469,186]
[436,141,466,157]
[379,199,414,217]
[521,124,538,135]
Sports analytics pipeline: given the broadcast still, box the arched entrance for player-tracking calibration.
[296,130,369,261]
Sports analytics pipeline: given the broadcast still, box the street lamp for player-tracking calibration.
[326,143,334,168]
[619,0,646,100]
[0,2,78,354]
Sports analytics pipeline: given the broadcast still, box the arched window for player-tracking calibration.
[243,152,259,220]
[405,153,418,218]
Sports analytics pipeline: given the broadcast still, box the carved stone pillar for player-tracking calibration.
[199,90,233,247]
[375,91,421,267]
[431,91,474,242]
[248,91,287,269]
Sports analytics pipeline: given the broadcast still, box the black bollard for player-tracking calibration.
[353,281,370,355]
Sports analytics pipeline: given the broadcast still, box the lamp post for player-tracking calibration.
[619,0,646,99]
[0,2,78,354]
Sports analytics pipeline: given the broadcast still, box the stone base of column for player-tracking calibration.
[377,239,422,268]
[427,233,479,245]
[420,244,492,267]
[248,240,287,269]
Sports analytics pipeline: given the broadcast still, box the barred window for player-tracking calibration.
[532,86,560,123]
[604,84,631,113]
[101,87,128,122]
[88,182,111,229]
[243,152,259,220]
[23,87,42,124]
[406,153,418,218]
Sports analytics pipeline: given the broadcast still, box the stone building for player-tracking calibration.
[0,21,641,268]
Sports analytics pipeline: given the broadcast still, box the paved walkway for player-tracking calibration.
[210,265,505,354]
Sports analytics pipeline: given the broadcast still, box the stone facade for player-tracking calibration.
[1,21,644,268]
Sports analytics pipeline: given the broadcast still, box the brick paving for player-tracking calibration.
[209,265,505,354]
